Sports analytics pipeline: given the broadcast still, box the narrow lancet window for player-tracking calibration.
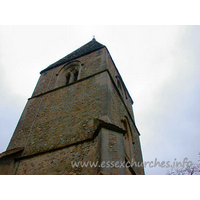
[74,71,78,82]
[66,73,71,85]
[122,117,134,161]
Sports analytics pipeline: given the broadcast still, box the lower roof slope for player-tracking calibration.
[40,38,105,74]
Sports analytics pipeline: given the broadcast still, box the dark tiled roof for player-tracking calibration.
[40,38,105,74]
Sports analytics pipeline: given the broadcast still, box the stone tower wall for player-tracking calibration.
[1,45,144,175]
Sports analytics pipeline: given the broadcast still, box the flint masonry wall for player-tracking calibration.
[8,70,143,175]
[8,73,106,155]
[15,137,100,175]
[7,48,108,152]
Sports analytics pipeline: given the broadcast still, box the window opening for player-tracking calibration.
[66,73,71,85]
[74,71,78,82]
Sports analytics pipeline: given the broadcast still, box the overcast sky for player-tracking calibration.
[0,26,199,175]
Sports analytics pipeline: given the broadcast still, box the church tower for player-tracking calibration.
[0,39,144,175]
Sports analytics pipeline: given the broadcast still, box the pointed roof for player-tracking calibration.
[40,38,105,74]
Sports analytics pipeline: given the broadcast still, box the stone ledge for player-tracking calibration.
[0,147,24,159]
[93,118,126,136]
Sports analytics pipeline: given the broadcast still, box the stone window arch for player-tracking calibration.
[116,75,126,99]
[55,60,81,88]
[122,116,134,161]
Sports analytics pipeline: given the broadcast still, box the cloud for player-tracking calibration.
[0,26,199,175]
[137,26,200,174]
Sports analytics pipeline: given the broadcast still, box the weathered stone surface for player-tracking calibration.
[1,40,144,175]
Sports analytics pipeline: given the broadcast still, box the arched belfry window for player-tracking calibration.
[122,116,134,161]
[55,60,81,88]
[117,79,122,90]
